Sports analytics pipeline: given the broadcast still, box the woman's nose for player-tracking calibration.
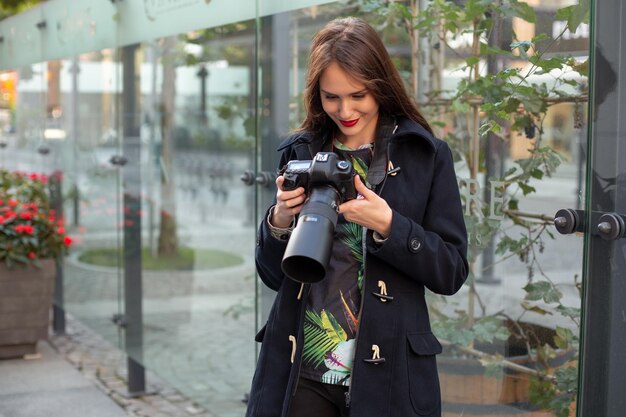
[338,100,352,118]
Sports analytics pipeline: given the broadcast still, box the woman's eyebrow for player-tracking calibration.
[320,89,368,96]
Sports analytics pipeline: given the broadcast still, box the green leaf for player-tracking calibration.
[465,56,480,67]
[451,99,471,114]
[518,182,536,196]
[524,281,563,303]
[556,305,581,320]
[530,55,567,73]
[555,0,590,32]
[509,0,536,23]
[521,301,552,316]
[321,309,347,344]
[554,326,574,349]
[531,169,544,180]
[531,33,551,43]
[303,310,341,368]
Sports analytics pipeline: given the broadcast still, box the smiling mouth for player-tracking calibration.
[340,119,359,127]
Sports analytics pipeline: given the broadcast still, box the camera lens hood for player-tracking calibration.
[281,187,340,283]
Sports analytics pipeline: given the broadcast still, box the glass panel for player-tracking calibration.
[58,51,124,348]
[578,0,626,415]
[403,1,589,415]
[255,2,590,416]
[129,24,258,416]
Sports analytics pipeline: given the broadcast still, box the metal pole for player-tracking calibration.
[417,0,431,103]
[50,171,65,334]
[121,43,146,396]
[476,9,503,285]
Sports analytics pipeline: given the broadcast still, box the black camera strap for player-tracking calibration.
[367,114,396,190]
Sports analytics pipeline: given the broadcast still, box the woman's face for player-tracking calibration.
[319,62,379,148]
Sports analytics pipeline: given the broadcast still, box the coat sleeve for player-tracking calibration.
[254,150,293,291]
[367,141,468,295]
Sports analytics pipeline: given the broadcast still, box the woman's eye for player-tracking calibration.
[352,94,365,99]
[324,95,338,100]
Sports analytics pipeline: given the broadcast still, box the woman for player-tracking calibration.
[247,17,468,417]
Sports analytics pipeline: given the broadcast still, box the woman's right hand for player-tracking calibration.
[271,175,307,228]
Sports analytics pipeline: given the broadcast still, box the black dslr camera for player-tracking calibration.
[280,152,357,283]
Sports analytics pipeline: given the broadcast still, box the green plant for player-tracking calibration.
[0,169,72,268]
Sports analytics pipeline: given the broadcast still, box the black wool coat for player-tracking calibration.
[246,117,468,417]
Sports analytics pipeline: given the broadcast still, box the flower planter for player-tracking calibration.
[0,259,56,359]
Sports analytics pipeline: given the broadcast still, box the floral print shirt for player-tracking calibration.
[299,142,373,386]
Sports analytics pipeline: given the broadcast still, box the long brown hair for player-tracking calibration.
[300,17,432,135]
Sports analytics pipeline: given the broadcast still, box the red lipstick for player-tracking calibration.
[340,119,359,127]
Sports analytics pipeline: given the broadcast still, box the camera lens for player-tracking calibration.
[281,186,341,283]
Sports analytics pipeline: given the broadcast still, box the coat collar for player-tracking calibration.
[276,116,437,153]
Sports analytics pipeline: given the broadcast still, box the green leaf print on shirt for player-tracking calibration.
[340,222,364,291]
[350,155,370,188]
[303,309,347,368]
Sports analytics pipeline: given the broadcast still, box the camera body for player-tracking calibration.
[281,152,357,204]
[280,152,358,284]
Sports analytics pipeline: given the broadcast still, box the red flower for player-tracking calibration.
[19,212,33,221]
[2,169,72,267]
[15,225,34,235]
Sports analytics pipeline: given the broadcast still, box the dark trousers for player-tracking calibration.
[287,377,350,417]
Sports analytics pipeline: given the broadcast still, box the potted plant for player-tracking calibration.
[0,168,72,359]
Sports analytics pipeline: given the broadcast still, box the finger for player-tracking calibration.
[354,175,373,197]
[284,193,306,208]
[279,187,306,201]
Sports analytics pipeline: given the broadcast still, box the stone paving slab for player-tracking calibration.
[0,341,130,417]
[48,315,219,417]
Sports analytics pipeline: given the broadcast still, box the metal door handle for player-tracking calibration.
[554,209,585,234]
[555,209,626,241]
[240,170,276,188]
[240,170,255,186]
[109,155,128,166]
[255,171,276,188]
[597,213,626,241]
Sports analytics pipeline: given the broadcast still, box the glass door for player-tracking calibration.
[127,27,259,417]
[577,0,626,415]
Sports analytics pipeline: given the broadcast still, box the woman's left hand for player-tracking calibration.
[339,175,393,238]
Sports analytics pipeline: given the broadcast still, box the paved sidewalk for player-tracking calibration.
[0,314,215,417]
[0,341,129,417]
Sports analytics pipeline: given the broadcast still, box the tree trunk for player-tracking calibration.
[158,36,179,257]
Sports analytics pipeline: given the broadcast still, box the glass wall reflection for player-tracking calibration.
[0,1,589,416]
[132,26,258,416]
